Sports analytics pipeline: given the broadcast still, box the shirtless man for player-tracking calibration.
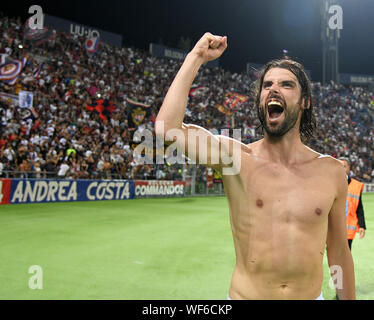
[155,33,355,300]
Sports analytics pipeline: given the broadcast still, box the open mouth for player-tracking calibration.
[267,100,284,120]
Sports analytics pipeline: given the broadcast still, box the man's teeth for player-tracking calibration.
[268,101,282,107]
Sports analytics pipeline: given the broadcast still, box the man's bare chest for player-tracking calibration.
[230,159,336,225]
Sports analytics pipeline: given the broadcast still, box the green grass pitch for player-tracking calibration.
[1,193,373,300]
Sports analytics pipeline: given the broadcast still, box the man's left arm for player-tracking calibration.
[326,163,355,300]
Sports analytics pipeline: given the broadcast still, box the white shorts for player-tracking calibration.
[227,292,324,300]
[315,292,324,300]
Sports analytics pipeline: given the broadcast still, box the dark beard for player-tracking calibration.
[257,103,300,138]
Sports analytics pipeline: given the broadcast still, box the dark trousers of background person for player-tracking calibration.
[348,239,353,251]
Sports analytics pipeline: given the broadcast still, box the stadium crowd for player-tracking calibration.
[0,13,373,183]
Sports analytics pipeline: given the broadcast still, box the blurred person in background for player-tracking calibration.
[339,157,366,251]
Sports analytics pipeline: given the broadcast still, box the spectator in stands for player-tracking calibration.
[33,161,41,179]
[43,155,57,179]
[57,161,70,179]
[18,158,31,178]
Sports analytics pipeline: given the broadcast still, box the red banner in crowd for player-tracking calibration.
[0,179,12,205]
[215,92,249,115]
[86,99,116,121]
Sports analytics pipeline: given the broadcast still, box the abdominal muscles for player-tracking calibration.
[229,208,327,299]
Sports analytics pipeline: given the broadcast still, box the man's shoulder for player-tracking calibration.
[303,147,346,176]
[315,153,345,173]
[243,139,262,154]
[303,146,341,165]
[300,150,347,199]
[314,153,341,166]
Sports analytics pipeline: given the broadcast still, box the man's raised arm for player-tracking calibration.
[155,33,235,170]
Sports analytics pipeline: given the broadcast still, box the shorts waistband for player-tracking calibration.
[227,292,324,300]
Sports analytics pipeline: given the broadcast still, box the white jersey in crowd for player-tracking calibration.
[58,163,70,177]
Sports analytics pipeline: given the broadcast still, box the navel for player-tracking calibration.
[256,199,264,208]
[315,208,322,216]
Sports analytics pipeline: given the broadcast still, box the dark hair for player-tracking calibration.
[253,59,316,142]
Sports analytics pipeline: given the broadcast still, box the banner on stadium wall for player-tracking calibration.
[1,179,188,205]
[340,73,374,85]
[134,180,186,198]
[149,43,219,68]
[44,14,122,47]
[0,179,134,205]
[364,184,374,193]
[0,179,12,205]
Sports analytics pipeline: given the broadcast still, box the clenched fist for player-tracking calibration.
[190,32,228,64]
